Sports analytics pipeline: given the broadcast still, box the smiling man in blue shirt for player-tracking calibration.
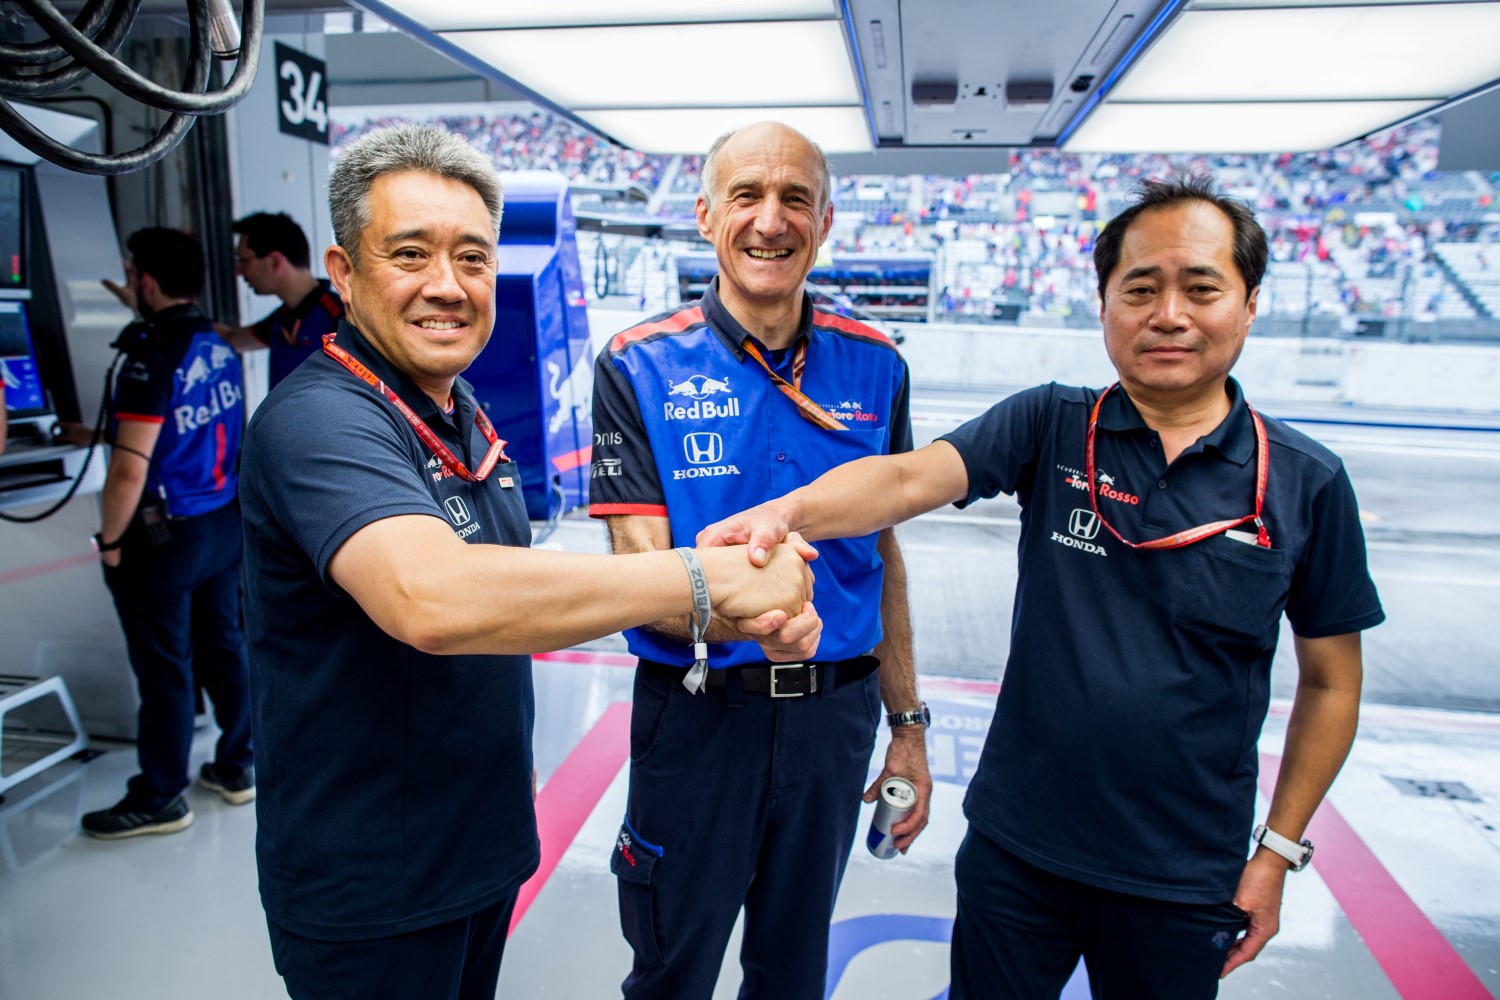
[591,121,932,1000]
[700,175,1384,1000]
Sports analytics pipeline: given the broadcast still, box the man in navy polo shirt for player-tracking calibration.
[239,124,813,1000]
[590,121,933,1000]
[700,176,1385,998]
[81,227,253,839]
[216,211,343,388]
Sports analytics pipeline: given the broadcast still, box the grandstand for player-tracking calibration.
[332,108,1499,340]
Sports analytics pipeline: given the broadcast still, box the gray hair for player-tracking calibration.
[329,124,503,262]
[700,123,832,213]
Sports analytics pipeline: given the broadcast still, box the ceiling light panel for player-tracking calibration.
[1112,4,1500,102]
[372,0,837,32]
[1063,100,1436,153]
[575,107,874,154]
[442,21,860,109]
[1191,0,1466,7]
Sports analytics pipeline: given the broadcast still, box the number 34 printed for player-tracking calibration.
[275,42,329,143]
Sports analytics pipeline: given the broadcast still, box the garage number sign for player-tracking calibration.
[275,42,329,144]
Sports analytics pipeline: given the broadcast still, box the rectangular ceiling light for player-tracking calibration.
[442,21,859,109]
[1191,0,1467,7]
[372,0,837,32]
[1063,100,1436,153]
[1112,4,1500,102]
[574,107,874,154]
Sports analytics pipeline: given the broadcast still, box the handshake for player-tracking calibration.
[689,504,820,663]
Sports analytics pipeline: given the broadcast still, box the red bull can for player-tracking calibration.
[866,776,917,859]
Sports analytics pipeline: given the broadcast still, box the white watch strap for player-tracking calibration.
[1253,823,1313,871]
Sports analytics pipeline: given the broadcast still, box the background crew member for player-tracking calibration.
[215,211,344,387]
[239,124,814,1000]
[700,176,1385,999]
[81,227,254,839]
[589,121,932,1000]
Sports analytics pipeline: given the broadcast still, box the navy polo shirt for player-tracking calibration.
[590,278,913,667]
[940,380,1384,903]
[112,305,244,518]
[240,320,537,941]
[251,279,344,388]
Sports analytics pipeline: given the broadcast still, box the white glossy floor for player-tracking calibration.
[2,653,1498,1000]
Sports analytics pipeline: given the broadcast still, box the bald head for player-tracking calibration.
[700,121,831,214]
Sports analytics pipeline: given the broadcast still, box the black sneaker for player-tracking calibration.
[81,795,194,840]
[199,761,256,805]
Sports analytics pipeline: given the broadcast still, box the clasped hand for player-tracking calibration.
[707,532,822,662]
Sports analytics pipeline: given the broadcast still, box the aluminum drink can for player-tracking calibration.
[866,776,917,859]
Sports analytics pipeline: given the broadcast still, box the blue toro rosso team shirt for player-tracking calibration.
[111,305,243,518]
[591,278,913,668]
[241,320,537,941]
[252,278,344,388]
[940,380,1385,903]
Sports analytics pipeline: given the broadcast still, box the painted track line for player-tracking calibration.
[1259,753,1493,1000]
[510,701,631,932]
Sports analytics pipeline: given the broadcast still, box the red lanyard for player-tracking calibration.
[322,331,508,483]
[741,339,849,433]
[1086,383,1271,550]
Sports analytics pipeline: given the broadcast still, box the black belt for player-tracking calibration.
[640,656,878,698]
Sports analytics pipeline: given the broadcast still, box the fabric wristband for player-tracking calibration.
[674,547,712,693]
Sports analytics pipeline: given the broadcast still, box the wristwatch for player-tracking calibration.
[887,701,931,729]
[1252,823,1314,872]
[91,532,123,553]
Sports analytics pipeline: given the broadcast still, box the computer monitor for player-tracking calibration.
[0,166,25,289]
[0,300,47,415]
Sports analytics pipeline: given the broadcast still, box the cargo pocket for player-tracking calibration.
[611,818,665,967]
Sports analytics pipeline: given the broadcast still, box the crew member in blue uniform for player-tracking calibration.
[240,124,812,1000]
[590,121,933,1000]
[81,227,253,839]
[216,211,344,387]
[700,176,1385,999]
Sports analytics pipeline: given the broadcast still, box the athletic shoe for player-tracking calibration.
[81,795,194,840]
[198,761,256,805]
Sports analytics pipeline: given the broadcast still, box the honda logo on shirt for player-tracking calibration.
[444,496,472,526]
[1069,508,1101,540]
[683,432,723,465]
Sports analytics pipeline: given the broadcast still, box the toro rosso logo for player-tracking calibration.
[668,374,731,400]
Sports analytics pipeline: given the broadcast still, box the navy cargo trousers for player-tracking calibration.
[615,659,882,1000]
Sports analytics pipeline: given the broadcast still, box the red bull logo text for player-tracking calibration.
[173,380,242,434]
[663,398,741,421]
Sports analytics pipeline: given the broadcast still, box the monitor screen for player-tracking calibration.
[0,301,46,413]
[0,167,24,288]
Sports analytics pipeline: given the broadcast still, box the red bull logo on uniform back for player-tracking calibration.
[174,379,242,434]
[177,355,214,393]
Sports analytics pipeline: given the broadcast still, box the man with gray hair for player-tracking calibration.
[239,123,815,1000]
[590,120,932,998]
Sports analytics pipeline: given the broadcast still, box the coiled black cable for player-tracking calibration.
[0,0,263,175]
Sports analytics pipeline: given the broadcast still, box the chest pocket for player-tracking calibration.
[1172,535,1292,651]
[785,425,889,483]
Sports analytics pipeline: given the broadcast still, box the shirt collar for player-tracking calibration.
[285,278,333,319]
[1100,378,1256,466]
[330,319,473,427]
[700,276,813,361]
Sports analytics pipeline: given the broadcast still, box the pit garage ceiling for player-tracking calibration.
[346,0,1500,156]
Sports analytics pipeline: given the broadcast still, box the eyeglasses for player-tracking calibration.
[233,252,261,270]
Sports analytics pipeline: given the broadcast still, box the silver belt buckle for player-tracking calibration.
[770,662,809,698]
